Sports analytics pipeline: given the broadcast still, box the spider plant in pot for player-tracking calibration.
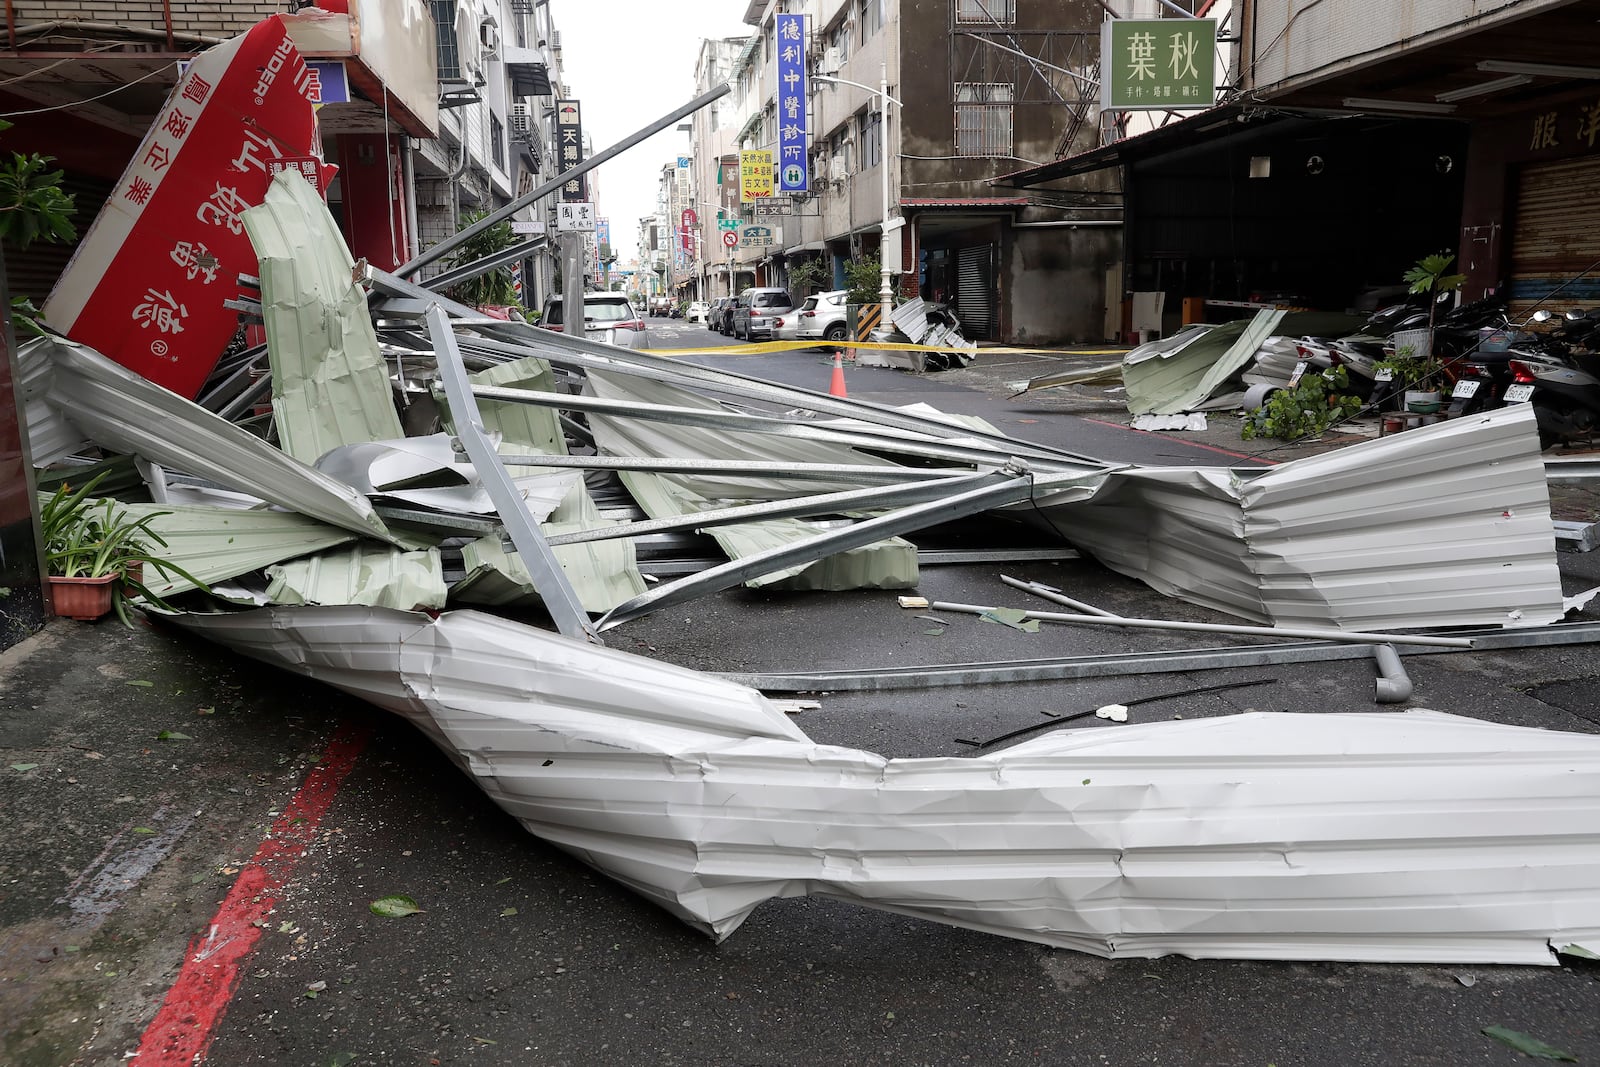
[41,473,206,625]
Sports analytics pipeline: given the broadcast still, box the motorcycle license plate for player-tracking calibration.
[1452,379,1479,399]
[1504,383,1535,403]
[1373,367,1394,383]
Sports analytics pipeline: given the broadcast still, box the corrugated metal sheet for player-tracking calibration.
[583,370,919,589]
[1046,404,1566,630]
[470,356,566,460]
[243,173,405,463]
[111,501,357,597]
[21,337,396,543]
[439,360,646,610]
[1123,312,1284,416]
[172,604,1600,964]
[1509,154,1600,317]
[265,545,446,610]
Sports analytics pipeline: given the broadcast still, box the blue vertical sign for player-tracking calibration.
[775,13,809,194]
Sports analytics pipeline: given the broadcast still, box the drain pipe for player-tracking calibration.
[1371,643,1413,704]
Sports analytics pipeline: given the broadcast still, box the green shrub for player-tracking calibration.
[1240,365,1362,441]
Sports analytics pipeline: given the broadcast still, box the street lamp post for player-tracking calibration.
[815,63,902,338]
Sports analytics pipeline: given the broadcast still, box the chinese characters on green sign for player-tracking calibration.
[1101,19,1217,111]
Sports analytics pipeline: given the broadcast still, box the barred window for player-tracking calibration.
[954,83,1013,157]
[432,0,460,80]
[957,0,1016,24]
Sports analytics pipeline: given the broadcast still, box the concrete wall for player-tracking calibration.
[1244,0,1570,94]
[1007,226,1120,344]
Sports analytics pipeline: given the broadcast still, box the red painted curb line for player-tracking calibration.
[134,721,372,1066]
[1081,418,1280,465]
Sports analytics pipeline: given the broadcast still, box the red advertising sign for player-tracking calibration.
[42,17,334,399]
[680,208,696,255]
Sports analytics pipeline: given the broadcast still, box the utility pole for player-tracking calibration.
[562,231,584,338]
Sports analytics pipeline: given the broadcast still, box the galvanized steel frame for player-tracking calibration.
[424,305,601,643]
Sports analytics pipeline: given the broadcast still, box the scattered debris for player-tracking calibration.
[1130,413,1207,432]
[1480,1025,1577,1061]
[368,895,423,918]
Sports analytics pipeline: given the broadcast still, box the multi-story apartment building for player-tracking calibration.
[684,0,1117,343]
[686,36,756,301]
[419,0,565,305]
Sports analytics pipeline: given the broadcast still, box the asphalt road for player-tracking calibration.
[3,324,1599,1066]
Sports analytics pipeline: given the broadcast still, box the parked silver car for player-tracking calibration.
[538,294,651,348]
[730,286,794,341]
[794,289,851,345]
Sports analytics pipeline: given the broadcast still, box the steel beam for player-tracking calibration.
[543,470,1014,546]
[400,82,732,278]
[598,466,1057,629]
[424,305,601,643]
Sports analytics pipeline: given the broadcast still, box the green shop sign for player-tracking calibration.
[1101,18,1216,111]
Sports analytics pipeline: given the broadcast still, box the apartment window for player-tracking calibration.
[956,0,1016,23]
[954,82,1013,157]
[490,113,506,172]
[859,0,883,42]
[432,0,461,80]
[861,110,882,169]
[828,20,853,62]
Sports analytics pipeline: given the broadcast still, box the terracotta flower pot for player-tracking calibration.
[46,574,118,621]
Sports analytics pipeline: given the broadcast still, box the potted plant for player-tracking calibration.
[40,474,204,625]
[1373,343,1446,412]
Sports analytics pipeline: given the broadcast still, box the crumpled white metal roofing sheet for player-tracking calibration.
[171,604,1600,965]
[22,337,396,544]
[1046,404,1566,630]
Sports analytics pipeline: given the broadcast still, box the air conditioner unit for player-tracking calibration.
[549,31,562,53]
[511,102,532,138]
[479,17,501,59]
[815,46,841,76]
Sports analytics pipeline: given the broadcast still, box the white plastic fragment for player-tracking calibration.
[1095,704,1129,722]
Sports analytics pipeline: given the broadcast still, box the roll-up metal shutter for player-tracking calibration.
[1509,155,1600,317]
[3,173,114,306]
[956,244,995,339]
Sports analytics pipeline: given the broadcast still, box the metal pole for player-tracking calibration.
[423,306,600,644]
[562,231,585,344]
[878,62,894,342]
[400,81,732,279]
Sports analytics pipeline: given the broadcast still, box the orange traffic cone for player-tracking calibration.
[828,349,848,398]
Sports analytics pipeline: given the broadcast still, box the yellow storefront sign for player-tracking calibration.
[739,149,774,202]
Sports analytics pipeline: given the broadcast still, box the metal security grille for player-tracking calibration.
[954,83,1013,157]
[957,244,995,339]
[956,0,1015,23]
[1509,155,1600,318]
[432,0,461,80]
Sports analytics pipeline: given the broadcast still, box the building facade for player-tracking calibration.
[676,0,1119,343]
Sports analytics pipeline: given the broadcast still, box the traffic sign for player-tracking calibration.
[717,218,741,231]
[721,231,739,248]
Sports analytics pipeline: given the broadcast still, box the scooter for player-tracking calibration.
[1445,310,1561,417]
[1512,338,1600,449]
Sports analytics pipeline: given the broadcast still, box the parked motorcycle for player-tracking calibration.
[1505,312,1600,448]
[1444,310,1563,417]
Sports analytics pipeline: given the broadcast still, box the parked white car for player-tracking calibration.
[772,308,804,342]
[795,289,851,345]
[686,300,710,324]
[538,294,652,349]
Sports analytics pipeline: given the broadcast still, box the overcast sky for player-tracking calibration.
[549,1,751,264]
